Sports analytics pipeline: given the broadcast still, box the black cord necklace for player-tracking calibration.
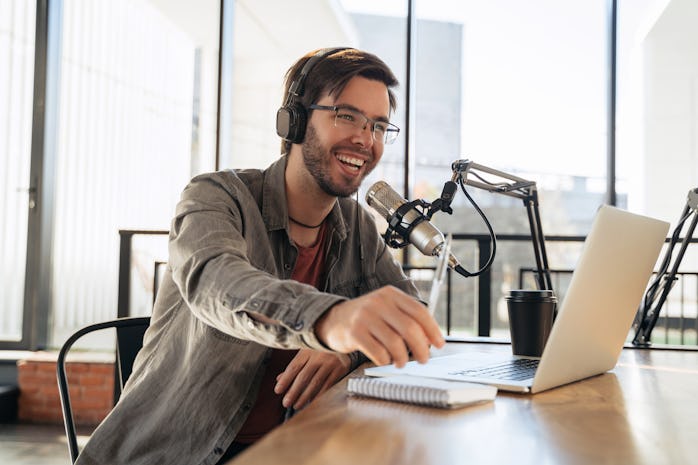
[288,215,325,229]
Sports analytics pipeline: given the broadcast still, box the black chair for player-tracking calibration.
[56,317,151,463]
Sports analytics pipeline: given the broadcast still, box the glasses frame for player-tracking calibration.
[308,104,400,145]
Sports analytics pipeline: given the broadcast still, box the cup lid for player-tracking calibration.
[506,289,557,301]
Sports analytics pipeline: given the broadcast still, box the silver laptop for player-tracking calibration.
[366,205,669,393]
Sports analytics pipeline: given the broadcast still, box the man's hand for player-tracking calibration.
[274,349,351,410]
[315,286,445,368]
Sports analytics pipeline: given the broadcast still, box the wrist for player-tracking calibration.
[314,305,335,350]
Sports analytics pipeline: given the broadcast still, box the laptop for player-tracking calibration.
[366,205,670,393]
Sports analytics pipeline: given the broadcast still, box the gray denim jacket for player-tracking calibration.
[76,157,420,465]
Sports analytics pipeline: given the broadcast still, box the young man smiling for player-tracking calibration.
[75,48,443,465]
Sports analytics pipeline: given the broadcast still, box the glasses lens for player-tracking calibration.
[384,127,399,144]
[334,108,360,126]
[333,107,399,144]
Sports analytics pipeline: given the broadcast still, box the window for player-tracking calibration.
[617,0,698,345]
[0,0,36,342]
[5,0,691,349]
[49,0,221,348]
[412,1,607,337]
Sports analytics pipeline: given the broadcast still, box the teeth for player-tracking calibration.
[336,154,365,168]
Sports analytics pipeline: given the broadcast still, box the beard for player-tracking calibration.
[301,123,374,198]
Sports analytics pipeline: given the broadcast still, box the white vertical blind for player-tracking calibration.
[0,0,35,341]
[50,0,199,346]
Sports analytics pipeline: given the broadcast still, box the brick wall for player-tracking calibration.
[17,352,115,426]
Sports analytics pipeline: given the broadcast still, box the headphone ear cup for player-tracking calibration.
[276,103,307,144]
[276,106,292,140]
[290,104,308,143]
[277,47,348,145]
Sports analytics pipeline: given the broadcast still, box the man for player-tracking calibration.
[76,47,443,465]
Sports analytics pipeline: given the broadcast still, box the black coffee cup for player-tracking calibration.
[506,289,557,357]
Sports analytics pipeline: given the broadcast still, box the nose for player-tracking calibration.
[350,123,374,148]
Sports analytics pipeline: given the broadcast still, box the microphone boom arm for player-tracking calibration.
[451,159,553,291]
[632,188,698,346]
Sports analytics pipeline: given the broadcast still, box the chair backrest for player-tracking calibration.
[56,317,151,463]
[114,320,150,399]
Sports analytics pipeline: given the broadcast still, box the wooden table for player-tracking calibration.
[230,342,698,465]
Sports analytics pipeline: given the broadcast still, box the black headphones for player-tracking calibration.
[276,47,349,144]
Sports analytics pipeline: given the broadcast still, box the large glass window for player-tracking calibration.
[6,0,691,349]
[618,0,698,345]
[49,0,221,347]
[410,1,608,337]
[0,0,35,342]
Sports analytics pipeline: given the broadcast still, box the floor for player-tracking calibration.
[0,422,92,465]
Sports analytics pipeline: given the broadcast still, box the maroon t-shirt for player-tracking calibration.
[234,223,328,444]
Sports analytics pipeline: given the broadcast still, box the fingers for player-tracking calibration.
[287,367,327,409]
[345,321,394,367]
[388,288,445,349]
[380,318,430,366]
[275,351,351,410]
[316,286,445,368]
[367,321,411,367]
[282,363,322,409]
[274,352,308,397]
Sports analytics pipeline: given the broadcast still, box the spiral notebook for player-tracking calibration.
[347,375,497,409]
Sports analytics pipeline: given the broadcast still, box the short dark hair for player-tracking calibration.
[280,48,399,154]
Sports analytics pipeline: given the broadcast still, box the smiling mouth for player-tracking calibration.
[336,153,366,171]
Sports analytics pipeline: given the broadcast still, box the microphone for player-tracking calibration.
[366,181,460,269]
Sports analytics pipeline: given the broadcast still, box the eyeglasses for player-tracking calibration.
[308,104,400,145]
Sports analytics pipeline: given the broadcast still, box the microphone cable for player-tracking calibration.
[451,178,497,278]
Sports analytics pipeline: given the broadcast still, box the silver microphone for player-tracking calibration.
[366,181,459,267]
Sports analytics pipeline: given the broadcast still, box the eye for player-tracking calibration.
[336,110,356,123]
[373,123,388,134]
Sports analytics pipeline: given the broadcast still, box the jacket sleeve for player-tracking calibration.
[167,172,344,351]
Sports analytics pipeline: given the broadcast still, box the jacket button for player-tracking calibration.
[214,447,224,454]
[293,321,304,331]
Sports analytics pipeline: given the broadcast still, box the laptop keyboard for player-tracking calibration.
[447,358,540,381]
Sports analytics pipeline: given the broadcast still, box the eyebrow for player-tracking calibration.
[335,103,391,123]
